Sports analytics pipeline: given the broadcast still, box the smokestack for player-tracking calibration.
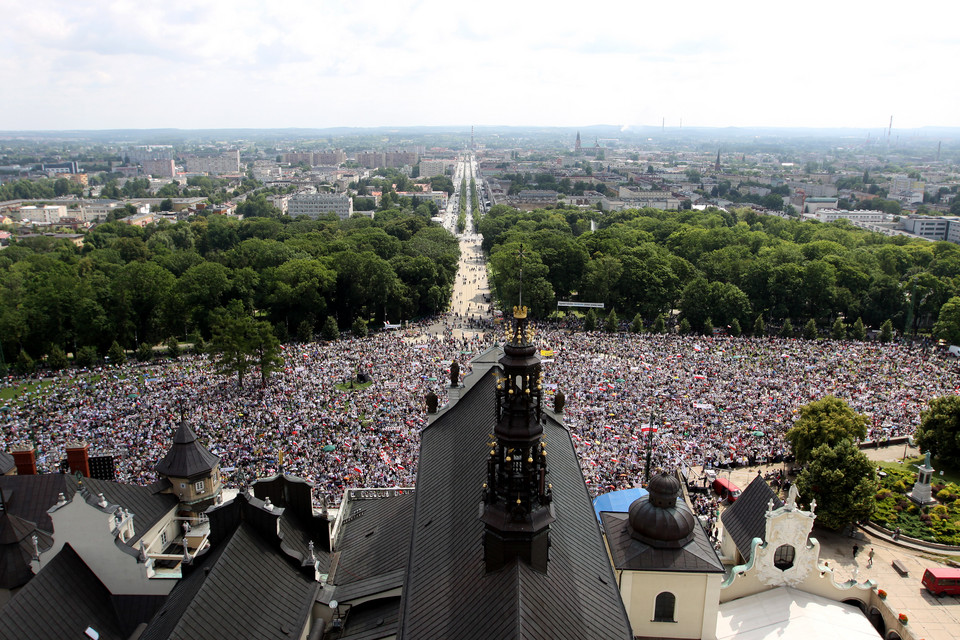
[66,441,91,477]
[11,446,37,475]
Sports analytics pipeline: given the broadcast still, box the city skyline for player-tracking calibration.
[2,1,958,132]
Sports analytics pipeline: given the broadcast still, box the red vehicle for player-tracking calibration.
[922,568,960,596]
[712,477,741,503]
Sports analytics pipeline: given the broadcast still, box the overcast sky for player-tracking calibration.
[2,0,957,132]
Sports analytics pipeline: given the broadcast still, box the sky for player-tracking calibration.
[2,0,958,132]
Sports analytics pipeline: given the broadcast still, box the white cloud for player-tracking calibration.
[0,0,957,130]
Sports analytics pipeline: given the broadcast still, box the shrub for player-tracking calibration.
[136,343,153,363]
[47,345,68,371]
[75,346,97,368]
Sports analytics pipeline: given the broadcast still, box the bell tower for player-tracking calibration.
[480,302,554,573]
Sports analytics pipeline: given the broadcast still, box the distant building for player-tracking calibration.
[185,151,240,175]
[900,215,951,241]
[804,209,890,224]
[419,159,449,177]
[802,197,839,214]
[288,192,354,219]
[16,205,66,224]
[39,161,79,174]
[142,159,176,178]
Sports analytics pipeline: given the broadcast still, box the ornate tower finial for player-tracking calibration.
[481,287,553,573]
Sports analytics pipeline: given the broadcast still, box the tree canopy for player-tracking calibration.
[786,395,868,464]
[914,395,960,468]
[0,208,459,366]
[796,439,876,530]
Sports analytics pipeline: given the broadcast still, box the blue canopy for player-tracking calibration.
[592,487,647,521]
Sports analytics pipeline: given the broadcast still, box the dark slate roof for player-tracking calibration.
[340,596,402,640]
[0,544,123,640]
[155,421,220,479]
[397,370,633,640]
[334,491,415,586]
[144,521,318,640]
[0,450,14,475]
[600,511,725,573]
[0,474,177,546]
[720,474,783,560]
[0,474,66,532]
[65,475,179,545]
[0,512,53,589]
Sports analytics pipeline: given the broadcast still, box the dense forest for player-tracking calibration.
[479,205,960,336]
[0,210,459,364]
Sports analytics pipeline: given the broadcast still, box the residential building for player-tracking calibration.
[142,159,176,178]
[185,151,240,175]
[419,159,449,177]
[288,192,354,219]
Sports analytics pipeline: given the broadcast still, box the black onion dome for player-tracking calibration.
[628,472,696,548]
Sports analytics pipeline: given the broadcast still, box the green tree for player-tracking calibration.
[75,346,97,368]
[933,297,960,345]
[14,349,35,376]
[165,336,181,359]
[137,342,154,362]
[631,312,644,333]
[209,303,258,388]
[321,316,340,341]
[786,396,869,464]
[914,395,960,467]
[47,345,68,371]
[653,315,665,334]
[703,316,713,336]
[850,317,866,341]
[803,319,818,340]
[753,315,765,337]
[729,318,742,337]
[879,318,894,343]
[604,309,619,333]
[796,439,876,530]
[780,318,794,338]
[297,319,314,343]
[584,309,598,332]
[678,318,691,334]
[107,340,126,365]
[831,317,846,340]
[251,321,284,387]
[352,316,369,338]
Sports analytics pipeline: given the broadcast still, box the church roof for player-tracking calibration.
[155,421,220,480]
[0,450,14,475]
[397,371,632,640]
[720,475,783,560]
[0,511,53,589]
[142,522,318,640]
[0,544,124,640]
[601,509,724,573]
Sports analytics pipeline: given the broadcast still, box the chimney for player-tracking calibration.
[11,446,37,475]
[66,441,91,477]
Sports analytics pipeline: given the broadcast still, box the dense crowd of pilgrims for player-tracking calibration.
[3,314,957,508]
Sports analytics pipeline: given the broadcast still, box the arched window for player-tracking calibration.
[774,544,795,570]
[654,591,676,622]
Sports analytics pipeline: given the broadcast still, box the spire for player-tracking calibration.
[575,131,582,154]
[715,149,721,173]
[481,299,554,573]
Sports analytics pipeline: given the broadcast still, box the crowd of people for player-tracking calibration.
[3,324,957,508]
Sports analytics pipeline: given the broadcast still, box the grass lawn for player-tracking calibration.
[878,455,960,486]
[334,380,374,392]
[0,370,149,407]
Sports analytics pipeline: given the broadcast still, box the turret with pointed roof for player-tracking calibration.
[155,421,222,516]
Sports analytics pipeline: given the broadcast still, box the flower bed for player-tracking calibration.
[872,466,960,545]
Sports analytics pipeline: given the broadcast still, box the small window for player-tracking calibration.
[654,591,676,622]
[160,530,168,546]
[194,480,205,493]
[774,544,795,570]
